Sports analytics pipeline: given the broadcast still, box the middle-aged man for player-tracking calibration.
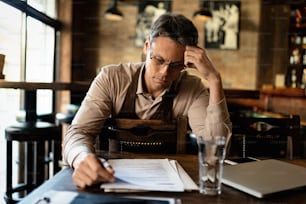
[63,13,232,188]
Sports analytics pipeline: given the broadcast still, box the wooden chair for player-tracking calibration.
[229,112,301,159]
[97,116,188,154]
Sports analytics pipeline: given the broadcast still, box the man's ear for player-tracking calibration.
[143,36,150,55]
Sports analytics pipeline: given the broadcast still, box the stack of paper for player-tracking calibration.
[100,159,198,192]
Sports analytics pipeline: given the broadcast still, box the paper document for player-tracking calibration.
[101,159,198,192]
[170,160,198,191]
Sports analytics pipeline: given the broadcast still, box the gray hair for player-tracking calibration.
[149,13,198,46]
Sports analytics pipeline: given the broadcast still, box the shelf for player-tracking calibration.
[287,3,306,87]
[261,87,306,97]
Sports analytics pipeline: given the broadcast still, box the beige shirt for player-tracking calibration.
[63,62,232,168]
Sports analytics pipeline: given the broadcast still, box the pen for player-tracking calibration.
[34,196,51,204]
[100,158,112,170]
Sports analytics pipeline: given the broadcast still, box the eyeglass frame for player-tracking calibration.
[147,35,186,72]
[149,52,186,73]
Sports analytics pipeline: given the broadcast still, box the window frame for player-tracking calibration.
[0,0,62,114]
[0,0,61,30]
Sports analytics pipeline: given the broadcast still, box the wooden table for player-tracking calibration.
[18,153,306,204]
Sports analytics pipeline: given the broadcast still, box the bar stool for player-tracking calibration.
[56,112,75,125]
[56,104,79,125]
[4,121,62,204]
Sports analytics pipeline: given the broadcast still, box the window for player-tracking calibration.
[28,0,57,18]
[26,16,55,113]
[0,0,61,192]
[0,1,23,132]
[0,0,61,116]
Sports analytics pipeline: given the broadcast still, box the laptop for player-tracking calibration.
[222,159,306,198]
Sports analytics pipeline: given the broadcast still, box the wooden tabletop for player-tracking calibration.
[0,80,91,91]
[18,152,306,204]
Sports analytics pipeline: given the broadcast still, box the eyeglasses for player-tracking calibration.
[150,54,185,72]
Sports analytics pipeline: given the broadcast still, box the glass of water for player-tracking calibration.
[197,135,226,195]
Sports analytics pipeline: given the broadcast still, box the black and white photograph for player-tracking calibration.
[135,0,172,47]
[204,1,240,50]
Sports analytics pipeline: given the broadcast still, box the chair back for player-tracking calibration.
[230,113,300,159]
[97,116,188,154]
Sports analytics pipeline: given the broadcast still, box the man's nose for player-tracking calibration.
[159,64,170,74]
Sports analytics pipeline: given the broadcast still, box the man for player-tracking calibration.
[63,13,232,188]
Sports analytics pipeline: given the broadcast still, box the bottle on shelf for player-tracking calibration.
[303,49,306,65]
[290,48,301,64]
[291,69,297,88]
[301,69,306,89]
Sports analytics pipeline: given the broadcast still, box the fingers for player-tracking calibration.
[100,158,115,175]
[184,45,206,68]
[184,46,219,81]
[73,163,96,188]
[72,153,115,188]
[184,46,196,68]
[185,46,212,67]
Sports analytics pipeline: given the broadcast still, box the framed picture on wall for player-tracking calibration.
[204,1,241,50]
[135,0,172,47]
